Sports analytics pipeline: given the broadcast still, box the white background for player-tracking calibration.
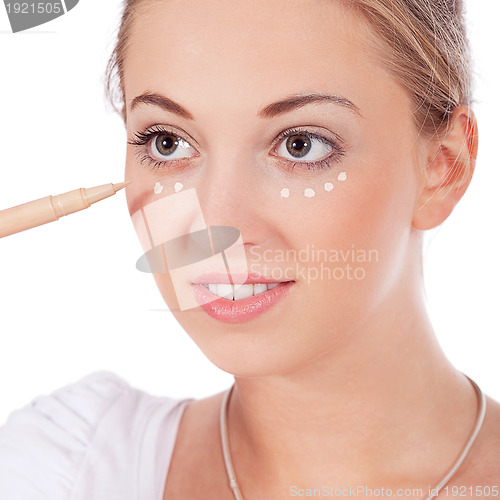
[0,1,498,424]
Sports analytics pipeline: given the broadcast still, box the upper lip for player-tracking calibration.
[192,272,293,285]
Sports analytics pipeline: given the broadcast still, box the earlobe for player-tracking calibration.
[412,105,478,230]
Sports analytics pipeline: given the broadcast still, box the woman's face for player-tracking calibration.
[123,0,425,376]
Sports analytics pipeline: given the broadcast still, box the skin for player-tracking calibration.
[122,0,500,497]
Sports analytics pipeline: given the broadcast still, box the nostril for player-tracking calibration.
[208,226,243,254]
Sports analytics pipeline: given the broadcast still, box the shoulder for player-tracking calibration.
[0,372,130,497]
[0,371,189,499]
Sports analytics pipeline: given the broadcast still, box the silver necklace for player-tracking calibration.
[220,374,486,500]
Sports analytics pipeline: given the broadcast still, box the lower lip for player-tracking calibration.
[192,282,294,323]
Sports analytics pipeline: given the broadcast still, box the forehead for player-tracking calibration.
[123,0,388,113]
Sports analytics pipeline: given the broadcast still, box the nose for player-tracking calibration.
[195,151,265,246]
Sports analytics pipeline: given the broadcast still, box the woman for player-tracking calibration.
[1,0,499,498]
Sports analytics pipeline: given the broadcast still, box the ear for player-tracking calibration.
[412,105,478,230]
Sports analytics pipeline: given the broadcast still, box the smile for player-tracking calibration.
[192,280,294,323]
[203,282,279,300]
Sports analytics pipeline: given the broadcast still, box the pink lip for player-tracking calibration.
[192,281,294,323]
[192,272,287,285]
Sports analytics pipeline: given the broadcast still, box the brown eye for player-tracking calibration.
[149,133,196,161]
[275,131,334,164]
[155,134,178,156]
[286,134,312,158]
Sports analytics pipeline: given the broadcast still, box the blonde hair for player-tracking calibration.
[105,0,472,137]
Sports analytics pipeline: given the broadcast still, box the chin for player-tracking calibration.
[171,308,337,378]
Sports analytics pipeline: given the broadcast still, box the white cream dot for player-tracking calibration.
[280,188,290,198]
[324,182,334,192]
[174,182,184,193]
[338,172,347,181]
[153,181,164,195]
[304,188,315,198]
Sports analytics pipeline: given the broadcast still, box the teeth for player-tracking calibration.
[217,284,234,300]
[253,283,267,295]
[204,283,281,300]
[234,284,254,300]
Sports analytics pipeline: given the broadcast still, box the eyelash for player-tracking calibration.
[128,125,195,170]
[128,124,346,171]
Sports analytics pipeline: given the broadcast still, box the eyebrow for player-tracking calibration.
[258,92,361,118]
[129,91,361,119]
[130,92,194,119]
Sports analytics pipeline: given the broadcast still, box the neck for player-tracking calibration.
[227,282,478,495]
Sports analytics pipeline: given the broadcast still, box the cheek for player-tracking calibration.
[297,156,418,313]
[289,163,414,250]
[125,148,149,216]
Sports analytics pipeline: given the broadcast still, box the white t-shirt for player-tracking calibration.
[0,371,193,499]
